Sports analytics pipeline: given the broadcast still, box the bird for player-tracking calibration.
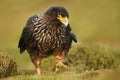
[18,6,77,75]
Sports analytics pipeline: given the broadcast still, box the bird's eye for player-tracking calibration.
[61,13,66,17]
[57,13,65,17]
[61,15,65,17]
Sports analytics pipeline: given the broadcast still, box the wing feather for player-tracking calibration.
[66,25,77,43]
[18,14,43,53]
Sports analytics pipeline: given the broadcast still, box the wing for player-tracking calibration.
[18,14,43,53]
[66,25,77,43]
[70,31,77,43]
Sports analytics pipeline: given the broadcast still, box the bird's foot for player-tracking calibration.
[55,62,67,73]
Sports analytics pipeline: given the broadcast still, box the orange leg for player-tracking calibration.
[54,51,67,73]
[30,53,41,75]
[35,59,41,75]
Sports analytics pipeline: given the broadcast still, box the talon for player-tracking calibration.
[55,67,59,73]
[55,62,67,73]
[62,64,67,68]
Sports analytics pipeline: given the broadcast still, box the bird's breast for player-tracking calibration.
[32,23,72,54]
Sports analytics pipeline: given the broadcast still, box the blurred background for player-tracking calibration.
[0,0,120,71]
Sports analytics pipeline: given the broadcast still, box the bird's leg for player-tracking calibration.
[35,59,41,75]
[30,54,41,75]
[54,51,67,73]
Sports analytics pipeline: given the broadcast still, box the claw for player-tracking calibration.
[55,67,59,73]
[62,64,67,68]
[55,62,67,73]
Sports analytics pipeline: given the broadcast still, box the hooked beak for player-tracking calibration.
[57,15,69,26]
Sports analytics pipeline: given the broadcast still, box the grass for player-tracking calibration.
[1,69,120,80]
[0,69,100,80]
[0,73,89,80]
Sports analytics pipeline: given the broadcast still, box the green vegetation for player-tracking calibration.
[68,42,119,72]
[0,0,120,80]
[0,52,17,78]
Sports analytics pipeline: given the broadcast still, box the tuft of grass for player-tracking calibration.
[0,52,17,78]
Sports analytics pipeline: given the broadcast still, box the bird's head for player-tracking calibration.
[45,6,69,26]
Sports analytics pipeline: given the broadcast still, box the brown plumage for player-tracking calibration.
[18,6,77,75]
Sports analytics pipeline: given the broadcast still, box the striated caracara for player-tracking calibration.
[18,6,77,75]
